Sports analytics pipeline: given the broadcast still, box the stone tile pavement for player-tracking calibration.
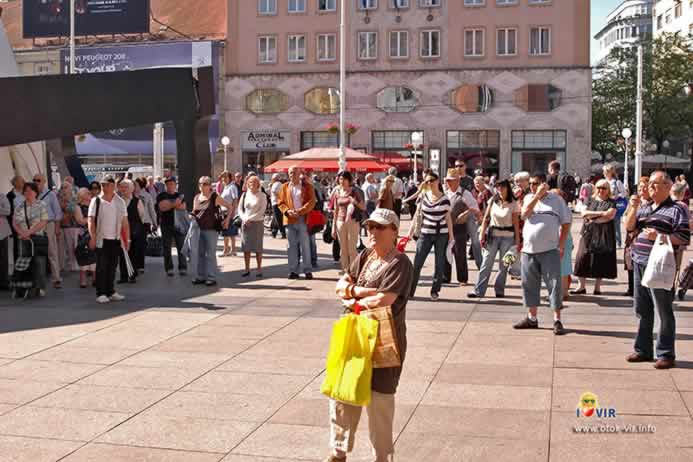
[0,219,693,461]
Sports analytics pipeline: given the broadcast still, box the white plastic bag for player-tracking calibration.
[642,234,676,289]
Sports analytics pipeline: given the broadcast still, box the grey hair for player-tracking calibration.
[199,176,213,185]
[671,182,686,195]
[514,171,530,182]
[388,167,397,175]
[650,170,672,184]
[119,179,135,193]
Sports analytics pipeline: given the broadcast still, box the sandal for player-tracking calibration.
[241,271,251,277]
[53,281,62,289]
[569,288,586,295]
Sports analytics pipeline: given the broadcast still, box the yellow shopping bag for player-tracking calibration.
[320,313,378,407]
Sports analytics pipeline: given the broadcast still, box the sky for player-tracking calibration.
[591,0,626,63]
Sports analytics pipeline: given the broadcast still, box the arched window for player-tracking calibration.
[376,86,418,113]
[246,89,289,114]
[451,85,494,113]
[304,87,340,114]
[514,84,562,112]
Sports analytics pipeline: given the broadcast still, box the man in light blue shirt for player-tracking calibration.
[34,174,63,288]
[514,173,571,335]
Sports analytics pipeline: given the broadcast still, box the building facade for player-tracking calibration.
[593,0,653,65]
[225,0,592,178]
[653,0,693,37]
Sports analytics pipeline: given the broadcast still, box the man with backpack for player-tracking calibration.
[548,161,577,205]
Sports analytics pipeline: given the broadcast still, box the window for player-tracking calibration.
[420,30,440,57]
[446,130,500,175]
[419,0,441,7]
[258,0,277,15]
[657,15,663,29]
[305,87,340,114]
[666,9,672,24]
[288,35,306,62]
[465,29,485,56]
[512,130,566,149]
[359,0,377,9]
[514,84,562,112]
[497,28,517,55]
[528,0,551,4]
[530,26,551,55]
[452,85,494,112]
[318,34,337,61]
[246,89,289,113]
[496,0,518,5]
[317,34,337,61]
[389,31,409,58]
[464,0,484,5]
[301,132,339,149]
[392,0,409,7]
[258,36,277,63]
[675,2,682,18]
[373,131,421,150]
[358,32,378,59]
[288,0,306,12]
[319,0,336,11]
[377,87,418,112]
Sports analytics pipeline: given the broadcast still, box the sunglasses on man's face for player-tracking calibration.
[529,181,541,186]
[33,179,42,183]
[366,223,388,231]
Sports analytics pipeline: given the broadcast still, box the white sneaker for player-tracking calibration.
[109,293,125,302]
[96,295,110,304]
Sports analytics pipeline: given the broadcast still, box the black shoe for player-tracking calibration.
[205,280,217,286]
[495,293,505,298]
[467,293,479,299]
[569,288,586,295]
[678,289,686,301]
[128,277,137,284]
[179,270,187,276]
[256,273,263,278]
[513,317,539,329]
[289,273,299,280]
[192,279,206,285]
[117,279,128,284]
[553,320,566,335]
[622,291,634,297]
[305,273,314,280]
[241,271,251,277]
[430,292,439,301]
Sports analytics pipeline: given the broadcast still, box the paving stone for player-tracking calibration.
[217,352,326,376]
[0,360,104,384]
[152,336,257,354]
[435,363,553,387]
[553,368,677,391]
[0,435,82,462]
[77,365,205,390]
[552,387,689,416]
[422,383,551,411]
[549,441,693,462]
[30,384,170,413]
[0,379,65,405]
[554,351,657,369]
[669,369,693,391]
[118,350,230,370]
[27,346,141,365]
[61,443,222,462]
[184,371,313,397]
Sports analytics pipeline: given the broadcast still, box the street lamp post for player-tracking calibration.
[221,136,231,172]
[338,0,346,172]
[622,128,632,194]
[663,139,671,172]
[411,131,423,184]
[69,0,75,74]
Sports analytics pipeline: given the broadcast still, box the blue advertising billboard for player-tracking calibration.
[23,0,150,38]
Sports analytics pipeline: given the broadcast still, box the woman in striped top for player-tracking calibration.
[407,172,454,300]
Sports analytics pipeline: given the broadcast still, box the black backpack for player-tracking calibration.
[559,173,577,203]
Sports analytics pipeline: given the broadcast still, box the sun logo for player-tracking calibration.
[576,392,616,418]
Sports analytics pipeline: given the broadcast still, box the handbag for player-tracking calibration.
[323,218,334,244]
[231,193,245,228]
[583,222,613,254]
[307,210,327,235]
[23,203,48,257]
[360,306,401,369]
[320,313,378,407]
[146,231,164,257]
[411,198,423,240]
[75,231,96,266]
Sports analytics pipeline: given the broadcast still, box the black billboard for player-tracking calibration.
[23,0,150,38]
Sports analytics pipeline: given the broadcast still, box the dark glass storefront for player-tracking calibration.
[446,130,500,176]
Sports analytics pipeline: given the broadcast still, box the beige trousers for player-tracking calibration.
[336,220,360,272]
[61,228,81,272]
[46,222,62,283]
[329,391,395,461]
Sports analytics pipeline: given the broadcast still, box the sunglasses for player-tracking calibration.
[529,181,541,186]
[33,179,42,183]
[366,223,388,231]
[199,182,211,186]
[596,186,608,190]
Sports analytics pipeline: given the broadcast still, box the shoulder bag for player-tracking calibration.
[24,203,49,257]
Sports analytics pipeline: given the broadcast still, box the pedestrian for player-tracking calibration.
[407,172,454,301]
[377,175,396,211]
[513,173,572,335]
[73,188,95,288]
[677,174,691,207]
[622,176,651,297]
[220,171,240,256]
[383,167,404,218]
[571,179,618,295]
[363,173,379,217]
[135,178,157,229]
[0,191,11,291]
[552,189,574,300]
[145,176,158,197]
[88,175,129,304]
[468,179,521,298]
[117,179,145,284]
[329,208,413,462]
[157,177,188,277]
[13,182,48,298]
[304,174,323,269]
[58,181,80,273]
[625,171,690,369]
[270,174,286,239]
[331,171,366,274]
[473,175,492,215]
[191,176,232,286]
[603,164,626,247]
[277,166,316,280]
[33,174,63,289]
[238,175,268,278]
[454,159,475,192]
[89,181,101,199]
[442,169,472,286]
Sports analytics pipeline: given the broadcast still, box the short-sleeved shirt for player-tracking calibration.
[270,181,282,206]
[157,192,182,230]
[489,200,520,229]
[14,200,48,235]
[421,194,451,235]
[631,197,690,266]
[522,192,572,255]
[348,249,413,394]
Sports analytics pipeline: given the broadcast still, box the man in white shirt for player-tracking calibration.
[88,175,130,304]
[270,174,286,239]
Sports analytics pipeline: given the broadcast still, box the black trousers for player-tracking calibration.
[0,238,8,290]
[393,198,403,219]
[444,224,469,284]
[161,227,187,272]
[272,205,286,238]
[96,239,120,297]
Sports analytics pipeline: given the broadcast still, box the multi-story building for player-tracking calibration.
[653,0,693,37]
[593,0,653,65]
[226,0,592,178]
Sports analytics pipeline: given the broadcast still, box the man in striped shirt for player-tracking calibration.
[625,170,690,369]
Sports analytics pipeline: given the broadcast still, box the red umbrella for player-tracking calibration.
[264,159,391,173]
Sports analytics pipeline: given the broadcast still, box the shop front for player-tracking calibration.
[446,130,500,176]
[371,130,424,175]
[511,130,567,174]
[300,131,339,150]
[241,129,291,175]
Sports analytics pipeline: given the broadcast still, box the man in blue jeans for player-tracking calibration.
[513,173,572,335]
[278,166,316,280]
[625,170,690,369]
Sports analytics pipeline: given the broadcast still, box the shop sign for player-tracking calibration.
[241,130,290,151]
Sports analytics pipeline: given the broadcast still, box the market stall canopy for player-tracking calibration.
[371,152,423,170]
[263,147,393,172]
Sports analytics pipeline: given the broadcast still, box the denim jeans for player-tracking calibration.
[474,235,515,297]
[466,215,482,269]
[521,249,562,310]
[196,230,218,281]
[309,233,318,267]
[162,226,187,272]
[614,215,622,247]
[411,233,449,297]
[633,261,676,360]
[287,220,312,274]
